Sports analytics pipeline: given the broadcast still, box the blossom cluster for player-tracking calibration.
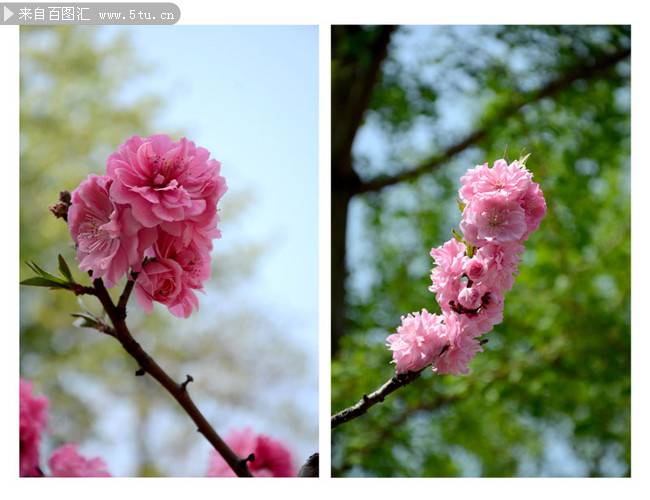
[67,135,226,318]
[20,379,111,477]
[387,159,546,375]
[206,427,296,477]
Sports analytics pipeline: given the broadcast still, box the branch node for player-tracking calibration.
[239,453,255,467]
[180,374,194,391]
[49,190,71,221]
[135,367,146,377]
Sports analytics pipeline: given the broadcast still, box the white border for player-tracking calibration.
[2,0,648,498]
[0,22,20,485]
[318,23,332,480]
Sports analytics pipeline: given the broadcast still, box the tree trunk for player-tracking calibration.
[331,25,395,354]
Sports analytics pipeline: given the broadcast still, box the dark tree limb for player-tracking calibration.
[331,25,396,354]
[332,25,396,180]
[89,278,253,477]
[355,46,631,194]
[298,453,319,477]
[331,369,424,429]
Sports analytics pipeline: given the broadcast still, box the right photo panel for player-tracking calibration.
[331,25,630,477]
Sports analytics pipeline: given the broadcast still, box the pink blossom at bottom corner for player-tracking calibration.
[48,444,111,477]
[386,309,447,374]
[20,379,48,477]
[206,428,296,477]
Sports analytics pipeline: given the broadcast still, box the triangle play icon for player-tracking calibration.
[3,6,14,22]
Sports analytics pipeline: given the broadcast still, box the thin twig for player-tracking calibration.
[91,278,253,477]
[117,273,138,312]
[331,369,424,429]
[71,313,116,336]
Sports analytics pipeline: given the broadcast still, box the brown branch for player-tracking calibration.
[331,368,424,429]
[91,278,253,477]
[332,25,396,181]
[117,272,138,312]
[356,47,631,194]
[332,341,453,429]
[331,26,396,354]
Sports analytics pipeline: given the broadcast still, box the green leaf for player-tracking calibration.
[25,260,69,286]
[456,198,466,213]
[451,228,463,242]
[58,254,74,282]
[20,277,69,289]
[71,312,100,329]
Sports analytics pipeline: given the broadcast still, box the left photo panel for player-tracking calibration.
[19,25,319,477]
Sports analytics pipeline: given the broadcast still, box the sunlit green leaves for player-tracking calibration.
[333,25,630,477]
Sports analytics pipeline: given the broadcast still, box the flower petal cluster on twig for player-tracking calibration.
[387,158,546,375]
[67,135,227,318]
[206,427,296,477]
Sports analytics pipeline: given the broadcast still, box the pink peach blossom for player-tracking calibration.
[520,181,547,236]
[207,428,295,477]
[429,238,467,313]
[459,159,531,203]
[476,242,524,293]
[458,162,487,203]
[134,257,196,318]
[107,135,226,228]
[20,379,48,477]
[433,314,483,375]
[461,193,527,244]
[48,444,111,477]
[457,285,482,310]
[386,158,545,377]
[469,291,504,334]
[464,256,487,282]
[387,310,447,373]
[433,332,483,375]
[158,210,222,252]
[134,231,211,318]
[155,231,212,289]
[68,174,155,287]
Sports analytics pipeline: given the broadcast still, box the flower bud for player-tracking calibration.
[457,286,481,310]
[464,257,486,282]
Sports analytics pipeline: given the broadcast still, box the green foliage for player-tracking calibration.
[20,256,79,290]
[332,26,630,477]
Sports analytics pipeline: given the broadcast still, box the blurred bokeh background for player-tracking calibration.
[331,26,630,477]
[20,25,318,476]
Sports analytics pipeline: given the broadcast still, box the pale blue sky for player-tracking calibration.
[114,26,319,350]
